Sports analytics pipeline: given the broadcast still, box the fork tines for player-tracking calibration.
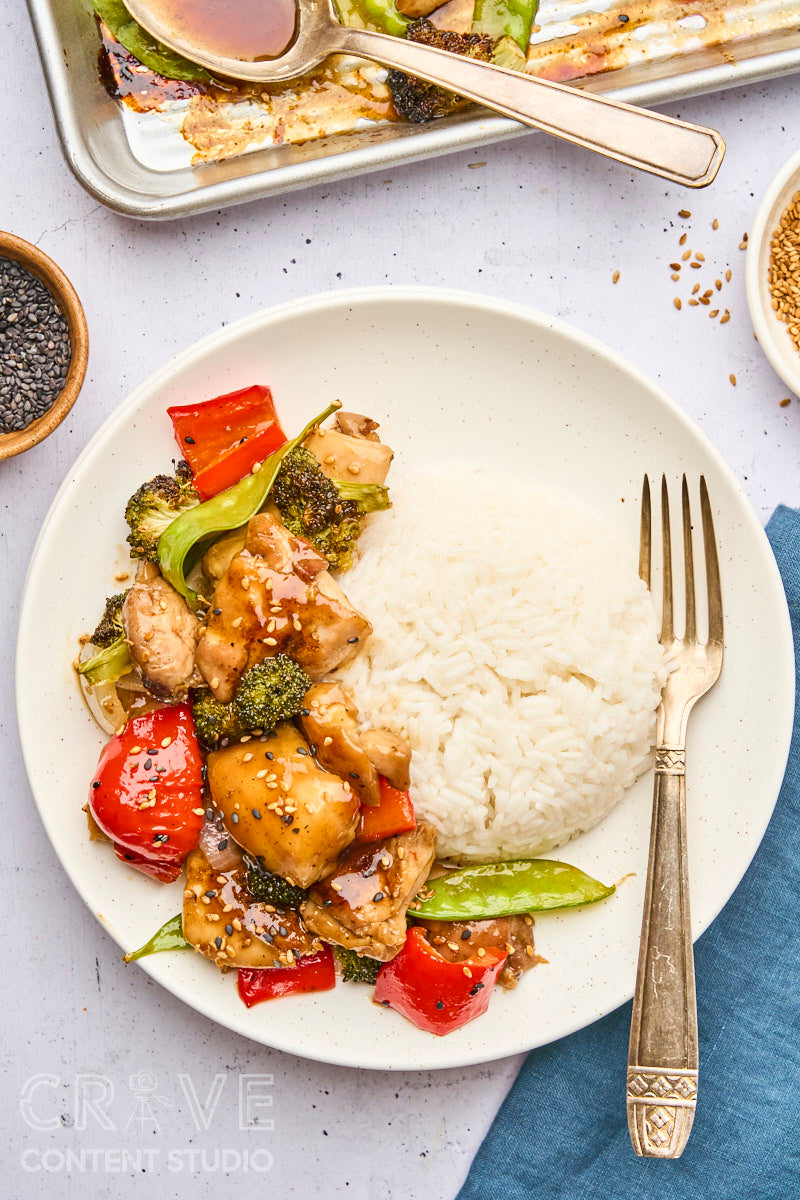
[639,475,723,650]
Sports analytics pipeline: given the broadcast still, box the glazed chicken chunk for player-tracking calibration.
[122,560,200,700]
[206,722,360,889]
[195,512,371,701]
[414,915,543,989]
[183,848,321,969]
[360,729,412,791]
[297,682,380,806]
[300,821,437,961]
[304,412,393,486]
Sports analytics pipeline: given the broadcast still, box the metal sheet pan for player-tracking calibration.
[27,0,800,219]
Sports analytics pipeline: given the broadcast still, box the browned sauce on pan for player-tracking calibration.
[142,0,298,61]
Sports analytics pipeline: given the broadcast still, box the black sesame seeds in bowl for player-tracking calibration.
[0,231,88,461]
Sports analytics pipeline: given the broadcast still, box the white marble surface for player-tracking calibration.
[2,1,799,1194]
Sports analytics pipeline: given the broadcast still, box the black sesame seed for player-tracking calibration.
[218,839,229,851]
[143,758,152,771]
[149,776,160,783]
[619,11,629,20]
[278,926,288,938]
[205,890,217,898]
[322,899,333,908]
[92,780,100,789]
[225,924,234,936]
[153,833,169,844]
[461,929,472,941]
[265,933,274,943]
[252,808,262,820]
[0,258,71,434]
[282,813,293,825]
[147,748,159,755]
[381,999,390,1007]
[214,936,222,949]
[349,771,359,779]
[292,828,299,834]
[296,747,308,756]
[205,808,214,821]
[435,1000,444,1010]
[300,708,310,716]
[265,751,274,760]
[184,435,196,444]
[213,608,222,616]
[347,636,359,644]
[309,745,317,757]
[373,891,384,902]
[231,812,239,824]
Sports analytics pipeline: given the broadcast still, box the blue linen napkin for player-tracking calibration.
[457,506,800,1200]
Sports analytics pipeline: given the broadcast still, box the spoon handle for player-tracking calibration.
[334,26,724,187]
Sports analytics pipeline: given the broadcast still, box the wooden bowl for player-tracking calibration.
[0,231,89,460]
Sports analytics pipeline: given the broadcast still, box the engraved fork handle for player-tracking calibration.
[627,745,698,1158]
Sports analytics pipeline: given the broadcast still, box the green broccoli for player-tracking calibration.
[191,655,311,750]
[77,638,133,686]
[333,946,382,984]
[246,859,307,910]
[125,460,200,562]
[191,688,244,750]
[90,592,129,648]
[272,446,390,572]
[233,656,311,731]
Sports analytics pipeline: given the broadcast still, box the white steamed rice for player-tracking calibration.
[336,462,667,862]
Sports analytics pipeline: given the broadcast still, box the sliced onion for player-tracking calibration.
[199,819,244,872]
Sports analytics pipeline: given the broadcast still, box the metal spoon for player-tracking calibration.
[124,0,725,187]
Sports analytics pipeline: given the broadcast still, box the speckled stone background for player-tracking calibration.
[2,1,799,1194]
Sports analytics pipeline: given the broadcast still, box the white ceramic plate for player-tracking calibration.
[17,287,795,1071]
[746,146,800,399]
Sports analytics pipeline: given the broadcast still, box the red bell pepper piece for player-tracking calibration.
[167,384,287,499]
[357,776,417,842]
[237,948,336,1007]
[89,705,204,884]
[374,926,506,1035]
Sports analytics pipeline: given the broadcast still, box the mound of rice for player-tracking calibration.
[336,461,667,862]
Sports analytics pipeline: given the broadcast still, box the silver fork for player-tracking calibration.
[626,476,724,1158]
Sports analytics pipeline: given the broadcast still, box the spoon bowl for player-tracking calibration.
[124,0,725,187]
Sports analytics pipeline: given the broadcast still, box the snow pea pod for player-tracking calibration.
[472,0,538,53]
[158,400,341,604]
[123,914,190,962]
[412,859,614,921]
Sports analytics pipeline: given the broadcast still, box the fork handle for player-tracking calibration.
[627,746,698,1158]
[334,27,724,187]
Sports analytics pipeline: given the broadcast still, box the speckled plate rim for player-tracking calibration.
[746,145,800,399]
[15,286,795,1070]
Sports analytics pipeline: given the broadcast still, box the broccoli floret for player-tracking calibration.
[246,858,307,909]
[234,656,311,730]
[191,655,311,750]
[125,460,200,561]
[191,688,245,750]
[90,592,129,647]
[333,946,382,984]
[388,20,494,123]
[273,446,390,572]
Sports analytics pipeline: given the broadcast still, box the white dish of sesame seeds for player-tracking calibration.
[747,146,800,399]
[16,287,794,1070]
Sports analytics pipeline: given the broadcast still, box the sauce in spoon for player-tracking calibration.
[141,0,298,62]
